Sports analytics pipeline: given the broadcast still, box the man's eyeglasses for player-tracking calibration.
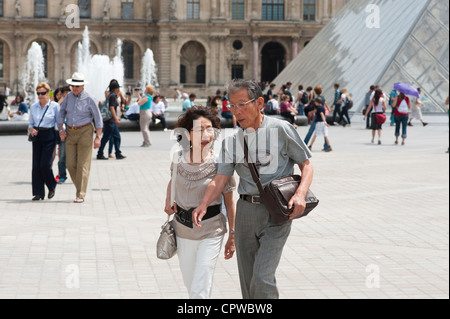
[229,99,256,110]
[36,91,48,96]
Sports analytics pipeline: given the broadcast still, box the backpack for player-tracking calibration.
[301,92,309,105]
[346,99,353,110]
[265,100,275,114]
[99,96,113,122]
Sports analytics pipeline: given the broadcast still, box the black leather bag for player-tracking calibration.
[244,140,319,224]
[28,134,38,143]
[265,175,319,224]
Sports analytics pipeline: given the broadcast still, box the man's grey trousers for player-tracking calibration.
[235,199,292,299]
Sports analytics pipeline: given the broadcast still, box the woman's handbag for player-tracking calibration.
[28,134,38,143]
[376,113,387,125]
[156,152,179,260]
[243,139,319,224]
[156,215,177,260]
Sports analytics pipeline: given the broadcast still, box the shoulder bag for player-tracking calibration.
[243,138,319,224]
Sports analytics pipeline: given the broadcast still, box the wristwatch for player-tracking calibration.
[230,230,236,235]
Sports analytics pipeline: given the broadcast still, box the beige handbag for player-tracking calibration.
[156,153,179,260]
[156,215,177,260]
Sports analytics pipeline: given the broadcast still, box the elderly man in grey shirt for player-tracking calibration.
[193,80,314,299]
[59,73,103,203]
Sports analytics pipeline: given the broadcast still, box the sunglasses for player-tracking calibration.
[36,91,48,96]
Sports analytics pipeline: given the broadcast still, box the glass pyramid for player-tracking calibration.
[273,0,449,113]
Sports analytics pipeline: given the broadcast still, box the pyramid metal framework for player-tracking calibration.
[272,0,449,113]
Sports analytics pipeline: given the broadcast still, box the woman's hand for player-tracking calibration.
[164,201,178,216]
[30,128,39,137]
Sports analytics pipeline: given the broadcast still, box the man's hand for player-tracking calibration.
[288,193,306,220]
[192,203,208,228]
[94,136,101,149]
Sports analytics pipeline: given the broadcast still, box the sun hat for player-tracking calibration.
[66,72,88,86]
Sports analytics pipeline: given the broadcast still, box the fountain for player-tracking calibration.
[76,27,158,99]
[21,42,46,104]
[141,49,158,88]
[77,26,125,101]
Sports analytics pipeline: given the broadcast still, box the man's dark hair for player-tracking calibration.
[225,79,263,101]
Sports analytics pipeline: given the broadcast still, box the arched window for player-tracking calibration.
[303,0,316,21]
[122,42,134,79]
[261,42,286,83]
[180,41,206,84]
[262,0,284,21]
[79,0,91,19]
[35,0,47,18]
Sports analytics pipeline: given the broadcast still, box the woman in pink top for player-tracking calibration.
[279,94,298,125]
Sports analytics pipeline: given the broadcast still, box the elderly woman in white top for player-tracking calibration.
[165,106,236,299]
[29,83,60,201]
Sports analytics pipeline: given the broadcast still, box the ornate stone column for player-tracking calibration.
[291,36,299,60]
[218,35,227,85]
[169,35,179,86]
[208,35,218,85]
[252,36,259,81]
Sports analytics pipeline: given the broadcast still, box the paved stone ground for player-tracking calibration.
[0,114,448,299]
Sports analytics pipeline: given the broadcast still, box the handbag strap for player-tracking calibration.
[242,133,266,197]
[36,103,50,129]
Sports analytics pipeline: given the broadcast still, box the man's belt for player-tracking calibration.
[175,204,222,229]
[67,123,91,130]
[240,195,262,205]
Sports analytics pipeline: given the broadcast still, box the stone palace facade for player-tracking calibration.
[0,0,346,96]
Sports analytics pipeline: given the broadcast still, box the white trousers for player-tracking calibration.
[176,235,224,299]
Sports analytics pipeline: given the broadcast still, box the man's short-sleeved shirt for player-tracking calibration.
[217,116,312,196]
